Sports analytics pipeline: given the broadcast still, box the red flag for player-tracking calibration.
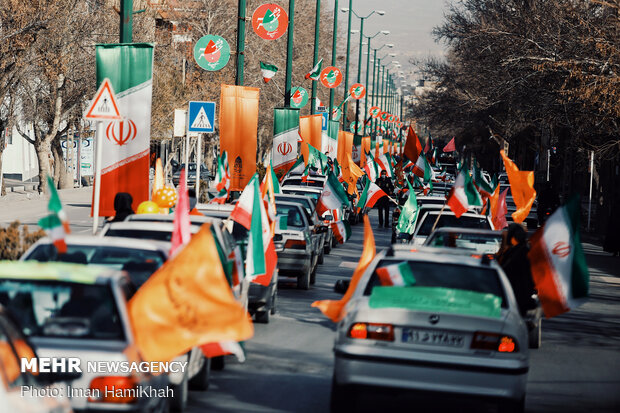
[170,169,191,257]
[404,126,423,163]
[443,137,456,153]
[493,188,509,230]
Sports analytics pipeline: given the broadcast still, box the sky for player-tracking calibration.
[329,0,450,88]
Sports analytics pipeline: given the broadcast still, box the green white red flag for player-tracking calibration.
[446,168,483,218]
[376,261,417,286]
[331,220,351,244]
[245,174,277,286]
[412,154,433,181]
[527,195,589,318]
[357,177,387,209]
[260,61,278,83]
[210,151,230,204]
[272,108,300,173]
[285,156,305,176]
[38,176,70,253]
[305,58,323,80]
[396,179,419,234]
[316,172,350,216]
[364,152,379,182]
[472,160,495,197]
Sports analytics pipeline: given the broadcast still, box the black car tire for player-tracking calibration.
[310,265,317,285]
[210,356,225,371]
[255,309,270,323]
[318,247,325,264]
[297,267,311,290]
[332,236,338,248]
[324,236,332,254]
[330,378,355,413]
[188,357,210,391]
[170,377,188,412]
[270,289,277,315]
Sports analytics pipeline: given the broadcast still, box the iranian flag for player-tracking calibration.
[305,58,323,80]
[412,154,433,181]
[316,172,350,216]
[396,180,419,234]
[260,61,278,83]
[357,177,387,209]
[376,153,393,177]
[272,108,300,173]
[245,174,278,286]
[528,195,589,318]
[376,261,417,286]
[93,44,153,216]
[473,161,495,197]
[38,176,70,253]
[210,152,230,204]
[446,169,483,218]
[229,177,255,229]
[364,152,379,182]
[285,156,305,177]
[331,220,351,244]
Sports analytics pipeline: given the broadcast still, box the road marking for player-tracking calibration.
[591,275,620,285]
[339,261,358,268]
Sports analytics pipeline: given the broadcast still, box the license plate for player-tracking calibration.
[402,328,465,347]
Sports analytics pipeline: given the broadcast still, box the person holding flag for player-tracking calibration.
[375,170,394,228]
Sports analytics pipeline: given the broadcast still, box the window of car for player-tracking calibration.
[0,280,126,341]
[426,231,502,255]
[363,259,507,308]
[26,244,166,288]
[275,205,306,228]
[417,214,491,236]
[281,190,321,201]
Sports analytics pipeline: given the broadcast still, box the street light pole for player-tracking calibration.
[120,0,133,43]
[284,0,296,106]
[235,0,246,86]
[310,0,321,115]
[371,49,377,132]
[364,39,371,135]
[342,0,353,128]
[354,17,364,138]
[329,0,338,120]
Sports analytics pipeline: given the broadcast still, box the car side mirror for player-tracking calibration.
[334,279,350,294]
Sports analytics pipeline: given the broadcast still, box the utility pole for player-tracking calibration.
[120,0,133,43]
[342,0,353,127]
[236,0,247,86]
[329,0,338,120]
[284,0,296,106]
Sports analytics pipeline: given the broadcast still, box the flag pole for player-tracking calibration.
[92,121,103,234]
[587,150,594,232]
[430,203,446,233]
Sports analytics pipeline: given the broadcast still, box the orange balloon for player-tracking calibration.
[153,186,178,208]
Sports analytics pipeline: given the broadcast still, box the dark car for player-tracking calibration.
[172,163,213,186]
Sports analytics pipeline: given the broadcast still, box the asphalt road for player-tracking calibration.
[1,188,619,412]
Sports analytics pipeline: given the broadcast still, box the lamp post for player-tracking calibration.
[120,0,133,42]
[284,0,296,106]
[328,0,338,120]
[342,1,353,128]
[310,0,321,114]
[363,33,389,134]
[370,45,392,130]
[235,0,246,85]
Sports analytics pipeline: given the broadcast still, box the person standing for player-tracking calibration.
[375,170,394,228]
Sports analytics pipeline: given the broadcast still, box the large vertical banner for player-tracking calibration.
[299,114,322,164]
[325,120,339,159]
[220,84,260,191]
[272,108,300,173]
[94,44,154,216]
[337,131,353,166]
[352,135,362,165]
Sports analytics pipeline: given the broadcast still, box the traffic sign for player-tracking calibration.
[188,101,216,133]
[84,78,122,121]
[321,113,328,131]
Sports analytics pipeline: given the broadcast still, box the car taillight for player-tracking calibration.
[348,323,394,341]
[284,239,306,249]
[89,376,138,403]
[471,332,518,353]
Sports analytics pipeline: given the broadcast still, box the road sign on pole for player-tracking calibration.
[84,79,122,121]
[188,101,216,133]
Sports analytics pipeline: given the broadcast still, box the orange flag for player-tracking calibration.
[404,125,423,162]
[129,224,254,362]
[220,84,260,191]
[337,131,353,166]
[342,153,364,195]
[360,136,371,166]
[299,114,323,165]
[500,150,537,223]
[312,215,376,322]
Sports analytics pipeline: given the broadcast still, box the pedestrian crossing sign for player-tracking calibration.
[188,101,216,133]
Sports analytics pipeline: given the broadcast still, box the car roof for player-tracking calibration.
[281,185,322,193]
[274,194,314,203]
[275,201,306,210]
[428,227,501,236]
[0,261,121,284]
[423,210,487,219]
[285,173,326,180]
[195,203,234,212]
[102,221,202,233]
[27,235,170,254]
[387,245,499,268]
[125,214,221,225]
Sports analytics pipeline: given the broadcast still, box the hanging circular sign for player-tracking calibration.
[379,111,390,122]
[193,35,231,71]
[290,86,309,109]
[349,83,366,100]
[379,126,387,134]
[252,4,289,40]
[332,107,342,121]
[369,106,381,118]
[349,121,363,133]
[320,66,343,88]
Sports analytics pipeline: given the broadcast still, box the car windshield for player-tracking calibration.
[25,245,165,288]
[417,214,491,236]
[281,189,321,201]
[363,259,507,308]
[0,280,125,340]
[275,205,305,229]
[275,196,313,214]
[426,231,502,255]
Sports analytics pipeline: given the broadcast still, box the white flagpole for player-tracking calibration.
[587,150,594,232]
[92,121,103,234]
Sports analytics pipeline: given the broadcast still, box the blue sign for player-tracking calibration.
[188,101,216,133]
[321,112,328,131]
